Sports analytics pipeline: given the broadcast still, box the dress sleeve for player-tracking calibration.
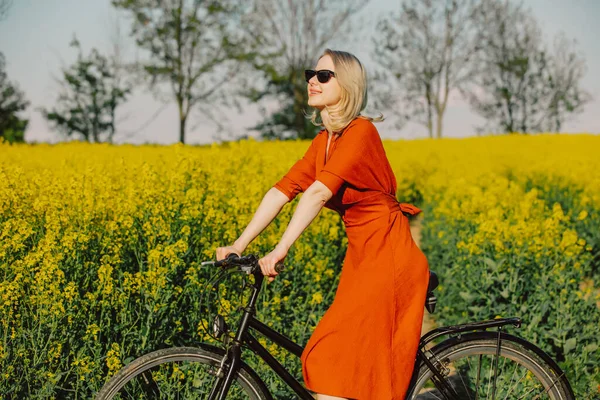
[315,120,383,196]
[273,135,320,201]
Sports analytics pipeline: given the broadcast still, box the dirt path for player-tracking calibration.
[409,215,437,336]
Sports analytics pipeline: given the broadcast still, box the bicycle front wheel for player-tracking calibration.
[407,332,574,400]
[95,346,272,400]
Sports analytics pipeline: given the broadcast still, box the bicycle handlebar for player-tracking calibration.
[201,253,285,275]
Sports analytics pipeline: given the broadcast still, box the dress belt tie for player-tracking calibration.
[384,192,422,216]
[399,203,422,216]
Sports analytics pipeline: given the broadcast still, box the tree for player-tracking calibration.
[0,1,27,144]
[240,0,367,140]
[0,0,12,21]
[112,0,255,144]
[41,37,131,143]
[543,33,590,132]
[461,0,590,134]
[0,53,29,143]
[372,0,481,138]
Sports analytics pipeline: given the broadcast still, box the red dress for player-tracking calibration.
[273,117,429,399]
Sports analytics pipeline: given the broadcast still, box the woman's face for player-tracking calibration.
[307,55,342,110]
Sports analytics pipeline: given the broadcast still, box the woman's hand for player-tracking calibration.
[216,244,243,261]
[259,245,288,283]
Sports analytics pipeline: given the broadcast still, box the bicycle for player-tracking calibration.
[96,253,575,399]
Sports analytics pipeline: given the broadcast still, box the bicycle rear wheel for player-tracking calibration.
[407,332,574,400]
[95,346,272,400]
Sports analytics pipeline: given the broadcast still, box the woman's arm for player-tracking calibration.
[236,187,290,250]
[277,181,332,252]
[258,180,333,281]
[216,187,289,260]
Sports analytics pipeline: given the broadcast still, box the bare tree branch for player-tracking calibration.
[461,0,590,134]
[0,0,12,21]
[372,0,481,138]
[113,0,256,143]
[239,0,368,139]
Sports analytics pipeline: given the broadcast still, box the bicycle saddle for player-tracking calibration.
[425,272,438,313]
[427,271,438,292]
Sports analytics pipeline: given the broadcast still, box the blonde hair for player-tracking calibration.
[307,49,384,133]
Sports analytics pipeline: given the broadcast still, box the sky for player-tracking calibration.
[0,0,598,144]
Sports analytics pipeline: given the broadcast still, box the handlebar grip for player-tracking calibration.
[220,253,284,275]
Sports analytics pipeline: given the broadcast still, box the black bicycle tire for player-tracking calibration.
[95,345,273,400]
[406,331,575,400]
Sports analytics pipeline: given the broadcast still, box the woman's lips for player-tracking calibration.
[309,90,321,96]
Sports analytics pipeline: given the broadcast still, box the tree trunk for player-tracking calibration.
[436,113,443,139]
[179,115,187,144]
[178,96,186,143]
[426,104,434,139]
[108,105,116,144]
[426,86,434,138]
[293,85,307,139]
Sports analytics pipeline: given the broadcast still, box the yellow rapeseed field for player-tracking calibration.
[0,133,598,398]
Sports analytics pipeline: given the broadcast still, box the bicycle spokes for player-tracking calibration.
[416,352,564,400]
[110,360,253,399]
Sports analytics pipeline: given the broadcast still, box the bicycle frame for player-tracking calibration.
[207,269,315,400]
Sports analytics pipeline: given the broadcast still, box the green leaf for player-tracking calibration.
[519,303,528,313]
[483,257,497,269]
[564,337,577,354]
[459,291,475,302]
[529,315,542,328]
[468,306,483,314]
[583,343,598,353]
[123,356,135,364]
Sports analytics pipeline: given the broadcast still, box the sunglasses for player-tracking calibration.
[305,69,336,84]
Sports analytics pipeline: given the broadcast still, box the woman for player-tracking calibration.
[216,49,429,400]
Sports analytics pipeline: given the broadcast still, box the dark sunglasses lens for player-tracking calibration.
[317,71,333,83]
[305,70,316,82]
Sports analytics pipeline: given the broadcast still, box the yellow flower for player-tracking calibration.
[106,343,122,374]
[310,292,323,305]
